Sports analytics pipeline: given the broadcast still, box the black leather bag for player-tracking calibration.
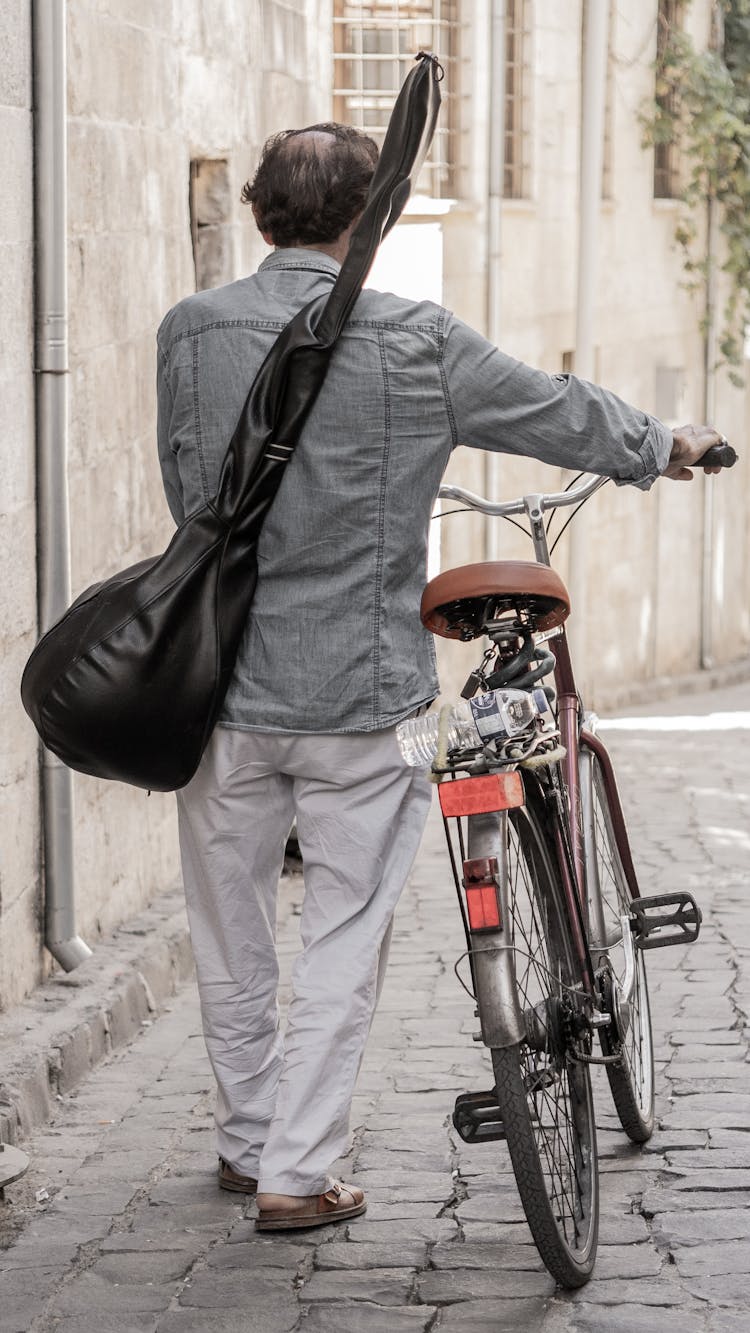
[21,55,442,792]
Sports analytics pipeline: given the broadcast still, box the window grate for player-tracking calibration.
[333,0,460,197]
[654,0,683,199]
[504,0,530,199]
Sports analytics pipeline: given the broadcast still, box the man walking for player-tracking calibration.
[156,123,720,1230]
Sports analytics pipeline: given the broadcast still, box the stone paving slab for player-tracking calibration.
[434,1299,551,1333]
[1,680,750,1330]
[298,1304,437,1332]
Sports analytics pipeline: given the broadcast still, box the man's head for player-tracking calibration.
[241,123,379,249]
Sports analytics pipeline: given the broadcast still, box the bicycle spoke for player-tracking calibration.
[497,800,597,1264]
[533,1063,586,1231]
[587,757,654,1140]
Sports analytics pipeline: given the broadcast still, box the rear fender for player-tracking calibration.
[467,811,526,1049]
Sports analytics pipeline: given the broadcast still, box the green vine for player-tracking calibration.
[641,0,750,384]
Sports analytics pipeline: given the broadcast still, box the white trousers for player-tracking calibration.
[176,724,431,1195]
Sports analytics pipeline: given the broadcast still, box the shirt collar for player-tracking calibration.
[259,248,341,278]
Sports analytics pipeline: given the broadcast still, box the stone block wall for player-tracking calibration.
[436,0,748,708]
[0,0,42,1007]
[0,0,332,1010]
[2,0,747,1013]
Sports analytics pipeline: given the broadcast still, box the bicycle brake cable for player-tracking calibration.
[433,508,533,544]
[549,480,610,558]
[455,945,621,1063]
[545,473,585,537]
[453,952,476,1000]
[457,944,589,1006]
[499,515,533,542]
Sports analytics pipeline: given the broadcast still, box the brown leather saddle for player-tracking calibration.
[421,560,570,641]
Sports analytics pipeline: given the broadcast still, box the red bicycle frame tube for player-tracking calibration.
[552,630,583,891]
[548,630,590,984]
[550,626,642,987]
[579,729,641,901]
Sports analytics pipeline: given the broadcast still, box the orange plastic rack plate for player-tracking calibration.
[438,771,524,818]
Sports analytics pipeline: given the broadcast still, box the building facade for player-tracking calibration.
[1,0,747,1010]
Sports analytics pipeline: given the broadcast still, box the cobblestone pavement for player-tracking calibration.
[2,682,749,1333]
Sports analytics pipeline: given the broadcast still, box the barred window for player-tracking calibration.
[654,0,682,199]
[504,0,530,199]
[333,1,460,197]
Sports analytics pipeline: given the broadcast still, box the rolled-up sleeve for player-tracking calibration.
[441,316,672,489]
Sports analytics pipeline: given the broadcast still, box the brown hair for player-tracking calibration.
[241,123,379,247]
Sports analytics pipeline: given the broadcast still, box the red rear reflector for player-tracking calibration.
[463,861,502,931]
[438,771,524,818]
[466,884,502,931]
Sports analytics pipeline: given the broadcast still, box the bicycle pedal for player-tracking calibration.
[453,1090,506,1144]
[524,1067,557,1100]
[630,892,702,950]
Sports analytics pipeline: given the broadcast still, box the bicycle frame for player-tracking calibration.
[439,476,642,1021]
[433,467,711,1282]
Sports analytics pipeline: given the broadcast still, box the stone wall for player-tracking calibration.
[436,0,748,707]
[2,0,747,1012]
[0,0,41,1007]
[0,0,332,1010]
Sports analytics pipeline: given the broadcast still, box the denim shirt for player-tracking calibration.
[157,249,671,734]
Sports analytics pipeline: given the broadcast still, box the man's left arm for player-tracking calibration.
[440,316,721,486]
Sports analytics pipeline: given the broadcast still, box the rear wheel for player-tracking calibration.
[585,751,654,1142]
[488,783,598,1288]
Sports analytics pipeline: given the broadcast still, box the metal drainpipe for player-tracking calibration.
[569,0,609,692]
[32,0,92,971]
[700,4,723,671]
[485,0,505,561]
[700,196,719,669]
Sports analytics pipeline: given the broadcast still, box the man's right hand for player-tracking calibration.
[664,425,725,481]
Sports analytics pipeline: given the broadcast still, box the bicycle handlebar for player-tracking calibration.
[438,474,606,516]
[698,440,738,468]
[438,440,737,518]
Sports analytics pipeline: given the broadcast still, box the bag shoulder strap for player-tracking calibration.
[215,53,443,524]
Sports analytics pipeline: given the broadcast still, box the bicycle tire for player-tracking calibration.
[587,753,655,1142]
[485,781,598,1288]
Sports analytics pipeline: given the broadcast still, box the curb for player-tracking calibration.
[593,655,750,715]
[0,886,194,1148]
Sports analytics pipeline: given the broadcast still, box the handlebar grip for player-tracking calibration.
[698,441,738,468]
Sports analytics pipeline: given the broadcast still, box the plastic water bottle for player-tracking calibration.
[397,704,479,767]
[397,688,547,767]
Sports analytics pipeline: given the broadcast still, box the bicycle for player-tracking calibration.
[405,444,736,1288]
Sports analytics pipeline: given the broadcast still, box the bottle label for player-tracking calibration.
[470,689,538,741]
[470,691,510,741]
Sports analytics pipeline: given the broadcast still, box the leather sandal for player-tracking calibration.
[218,1156,258,1194]
[255,1178,366,1231]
